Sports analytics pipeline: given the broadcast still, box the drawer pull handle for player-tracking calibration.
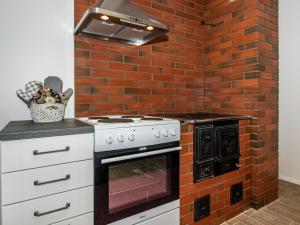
[34,174,71,186]
[33,146,70,155]
[33,203,70,217]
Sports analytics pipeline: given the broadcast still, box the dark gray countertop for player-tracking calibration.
[0,119,94,141]
[155,112,251,124]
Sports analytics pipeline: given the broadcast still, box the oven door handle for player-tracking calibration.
[101,146,182,164]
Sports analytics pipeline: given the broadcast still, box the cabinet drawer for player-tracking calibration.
[138,208,179,225]
[1,160,93,205]
[2,186,93,225]
[52,212,93,225]
[1,133,93,173]
[109,201,179,225]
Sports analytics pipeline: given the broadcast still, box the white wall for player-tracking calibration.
[0,0,74,130]
[279,0,300,185]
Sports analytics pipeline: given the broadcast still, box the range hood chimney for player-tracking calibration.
[74,0,169,46]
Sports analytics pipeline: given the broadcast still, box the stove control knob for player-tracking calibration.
[128,133,135,141]
[162,129,169,137]
[117,135,125,142]
[169,129,176,136]
[154,130,161,138]
[105,135,114,144]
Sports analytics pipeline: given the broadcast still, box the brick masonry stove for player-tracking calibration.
[204,0,279,209]
[180,120,252,225]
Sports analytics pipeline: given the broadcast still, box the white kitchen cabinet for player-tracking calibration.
[0,125,94,225]
[2,186,93,225]
[1,133,93,173]
[1,160,93,205]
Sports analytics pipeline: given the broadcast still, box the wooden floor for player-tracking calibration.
[222,180,300,225]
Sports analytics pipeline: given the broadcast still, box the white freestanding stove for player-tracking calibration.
[79,115,181,225]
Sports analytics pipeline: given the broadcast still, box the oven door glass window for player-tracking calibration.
[108,155,170,214]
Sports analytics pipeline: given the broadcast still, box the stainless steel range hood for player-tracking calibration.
[74,0,169,46]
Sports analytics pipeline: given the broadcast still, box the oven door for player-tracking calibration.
[94,144,180,225]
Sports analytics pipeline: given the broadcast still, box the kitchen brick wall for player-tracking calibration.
[180,120,252,225]
[204,0,279,209]
[75,0,205,116]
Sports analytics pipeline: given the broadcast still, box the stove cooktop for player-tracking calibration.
[78,115,178,129]
[152,112,251,124]
[159,112,232,119]
[77,115,181,152]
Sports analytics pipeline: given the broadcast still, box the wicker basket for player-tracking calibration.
[30,103,66,123]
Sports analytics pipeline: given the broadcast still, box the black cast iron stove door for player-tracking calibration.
[216,123,240,161]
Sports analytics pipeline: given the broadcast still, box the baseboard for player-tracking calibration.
[279,175,300,185]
